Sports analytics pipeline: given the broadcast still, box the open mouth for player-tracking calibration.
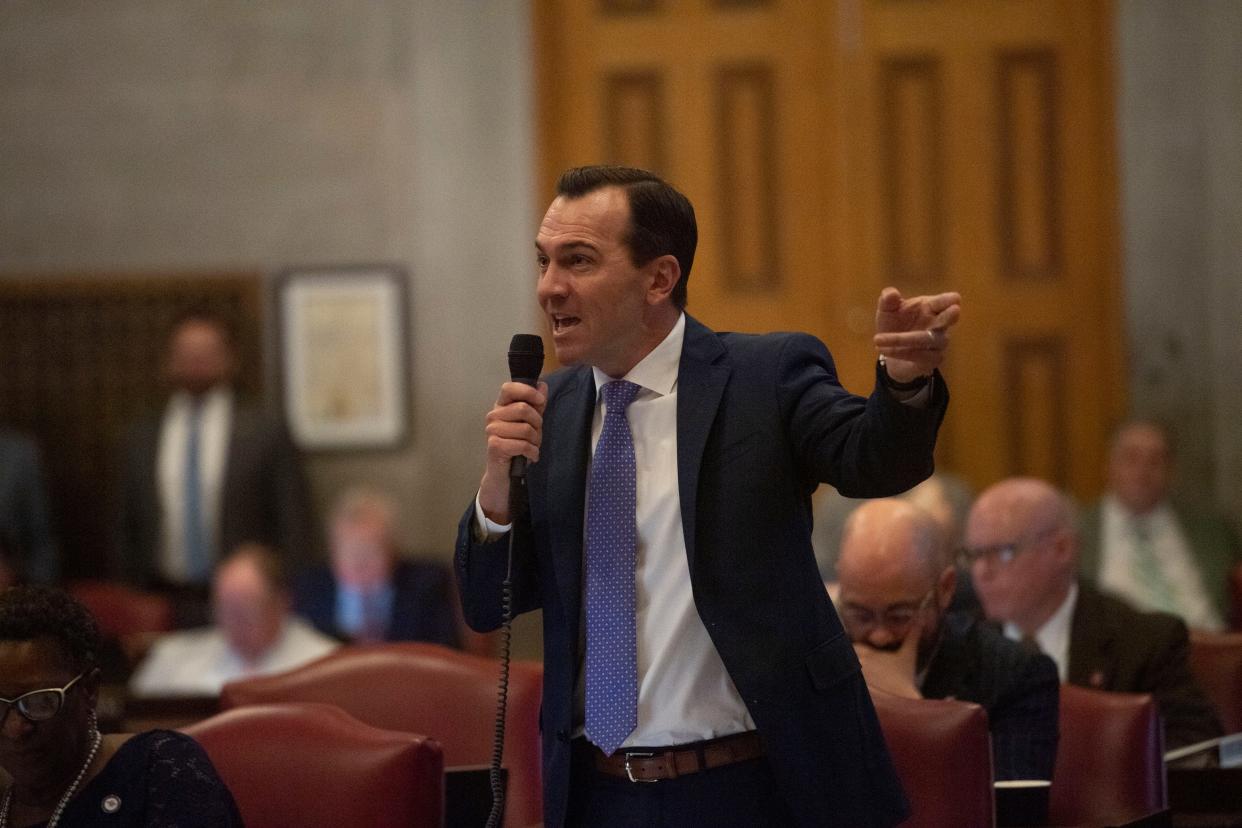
[551,315,580,334]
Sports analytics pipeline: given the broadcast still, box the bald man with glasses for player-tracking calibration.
[837,498,1060,783]
[964,477,1222,750]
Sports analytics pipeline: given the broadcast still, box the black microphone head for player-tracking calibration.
[508,334,545,384]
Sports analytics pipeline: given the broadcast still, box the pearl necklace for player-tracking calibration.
[0,728,102,828]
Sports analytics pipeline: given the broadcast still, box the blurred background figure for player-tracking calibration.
[965,477,1222,750]
[1,586,242,825]
[837,498,1059,783]
[294,486,460,647]
[116,309,317,626]
[0,426,58,587]
[1079,420,1240,631]
[129,543,337,698]
[812,471,975,584]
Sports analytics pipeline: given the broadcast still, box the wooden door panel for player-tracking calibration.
[536,0,1124,501]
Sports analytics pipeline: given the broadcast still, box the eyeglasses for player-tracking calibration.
[840,588,936,637]
[0,672,86,724]
[957,525,1060,569]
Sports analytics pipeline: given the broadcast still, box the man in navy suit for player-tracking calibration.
[295,487,459,647]
[455,166,961,827]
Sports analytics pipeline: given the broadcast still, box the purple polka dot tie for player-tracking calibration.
[584,379,641,756]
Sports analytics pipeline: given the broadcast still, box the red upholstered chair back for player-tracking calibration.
[182,702,443,828]
[220,642,543,828]
[1189,630,1242,734]
[872,692,994,828]
[1049,684,1167,826]
[68,579,172,637]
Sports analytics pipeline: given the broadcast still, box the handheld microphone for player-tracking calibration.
[507,334,544,480]
[485,333,543,828]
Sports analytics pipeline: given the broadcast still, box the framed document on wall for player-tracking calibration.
[275,265,410,450]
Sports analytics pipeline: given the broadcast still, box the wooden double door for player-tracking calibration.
[535,0,1125,500]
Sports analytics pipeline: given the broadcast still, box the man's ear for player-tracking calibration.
[646,255,681,305]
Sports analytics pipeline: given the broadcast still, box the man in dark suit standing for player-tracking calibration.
[295,486,459,647]
[117,310,316,623]
[965,477,1222,750]
[836,498,1059,783]
[455,166,961,827]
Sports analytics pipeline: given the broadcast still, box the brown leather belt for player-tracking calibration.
[589,730,765,783]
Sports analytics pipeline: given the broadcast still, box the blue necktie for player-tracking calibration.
[584,380,641,756]
[183,400,210,583]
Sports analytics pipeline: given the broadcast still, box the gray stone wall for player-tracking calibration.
[0,2,539,559]
[1116,0,1242,523]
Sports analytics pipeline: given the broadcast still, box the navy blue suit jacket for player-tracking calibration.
[921,612,1060,781]
[294,559,461,648]
[455,316,948,827]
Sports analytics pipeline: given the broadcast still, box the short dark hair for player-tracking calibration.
[0,586,102,674]
[556,165,697,310]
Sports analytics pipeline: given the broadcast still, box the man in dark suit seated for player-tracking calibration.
[1079,419,1239,631]
[837,498,1060,781]
[964,476,1223,750]
[294,487,459,647]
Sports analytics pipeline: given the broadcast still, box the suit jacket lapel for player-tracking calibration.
[676,316,730,571]
[544,368,595,629]
[1067,584,1115,689]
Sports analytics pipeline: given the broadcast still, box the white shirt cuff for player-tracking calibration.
[473,491,512,541]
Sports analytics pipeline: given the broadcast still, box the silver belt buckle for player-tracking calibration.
[623,751,659,783]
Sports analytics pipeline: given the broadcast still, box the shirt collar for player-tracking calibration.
[591,312,685,398]
[1102,493,1174,527]
[1004,581,1078,651]
[171,386,232,414]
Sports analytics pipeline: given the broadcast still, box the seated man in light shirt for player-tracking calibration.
[1079,420,1239,630]
[130,542,338,697]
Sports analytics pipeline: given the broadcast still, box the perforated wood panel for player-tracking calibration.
[0,275,262,579]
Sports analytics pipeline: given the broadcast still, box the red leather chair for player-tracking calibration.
[871,692,994,828]
[182,702,443,828]
[68,579,173,637]
[220,642,543,828]
[1189,630,1242,734]
[1049,685,1167,826]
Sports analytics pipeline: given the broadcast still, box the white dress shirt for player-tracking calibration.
[478,313,754,747]
[129,616,339,697]
[1097,496,1223,630]
[1005,582,1077,682]
[157,387,232,582]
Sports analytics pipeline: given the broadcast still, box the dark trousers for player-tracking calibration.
[566,740,796,828]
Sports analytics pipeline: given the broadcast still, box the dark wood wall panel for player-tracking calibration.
[604,71,667,175]
[0,276,262,580]
[715,63,780,293]
[1004,336,1069,487]
[881,57,946,293]
[997,50,1061,282]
